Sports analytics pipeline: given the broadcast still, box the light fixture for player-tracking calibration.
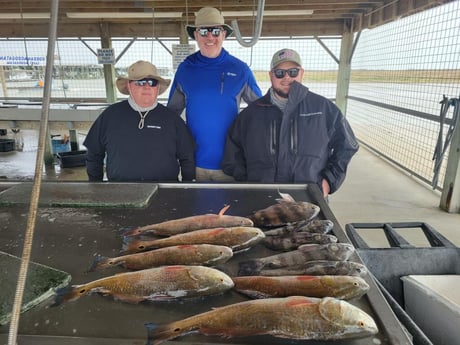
[0,13,50,19]
[66,12,183,19]
[223,10,314,17]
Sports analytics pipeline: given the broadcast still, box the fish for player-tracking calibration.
[232,275,370,300]
[260,260,368,277]
[123,205,253,237]
[144,296,379,344]
[53,265,234,305]
[261,232,338,251]
[121,227,265,254]
[238,243,355,276]
[248,193,320,227]
[264,219,334,236]
[87,244,234,271]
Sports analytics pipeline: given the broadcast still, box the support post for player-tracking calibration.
[100,23,117,103]
[336,30,353,115]
[440,116,460,213]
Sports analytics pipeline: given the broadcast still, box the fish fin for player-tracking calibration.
[237,259,264,276]
[52,284,85,306]
[218,204,231,216]
[277,190,295,202]
[86,255,119,272]
[145,321,187,345]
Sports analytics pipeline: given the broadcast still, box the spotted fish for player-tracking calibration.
[248,193,320,227]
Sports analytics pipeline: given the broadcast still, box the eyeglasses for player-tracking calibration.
[273,68,301,79]
[131,78,158,87]
[197,27,222,37]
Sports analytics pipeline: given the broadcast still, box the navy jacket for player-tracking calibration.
[84,100,195,182]
[222,82,359,193]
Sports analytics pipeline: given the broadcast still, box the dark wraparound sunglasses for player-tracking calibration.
[131,78,158,87]
[273,68,300,79]
[197,27,222,37]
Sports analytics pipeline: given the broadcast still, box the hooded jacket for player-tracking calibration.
[167,48,262,170]
[222,81,359,193]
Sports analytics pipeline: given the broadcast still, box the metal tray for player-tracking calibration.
[0,182,412,345]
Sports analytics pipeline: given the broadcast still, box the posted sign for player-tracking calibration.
[172,44,196,69]
[97,48,115,64]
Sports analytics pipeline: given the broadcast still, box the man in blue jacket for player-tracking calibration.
[222,48,359,197]
[168,7,262,182]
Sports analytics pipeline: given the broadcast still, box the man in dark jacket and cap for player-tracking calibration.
[222,48,359,197]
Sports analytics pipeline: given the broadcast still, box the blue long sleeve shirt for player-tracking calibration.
[167,48,262,169]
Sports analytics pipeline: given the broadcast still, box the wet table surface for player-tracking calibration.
[0,182,412,345]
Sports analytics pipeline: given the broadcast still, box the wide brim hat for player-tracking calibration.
[116,60,171,95]
[186,7,233,40]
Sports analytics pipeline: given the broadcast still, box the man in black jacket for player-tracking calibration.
[84,61,195,182]
[222,49,358,196]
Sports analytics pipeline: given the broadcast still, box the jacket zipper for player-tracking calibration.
[291,117,298,154]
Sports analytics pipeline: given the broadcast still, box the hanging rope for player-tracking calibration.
[19,0,30,67]
[432,95,460,189]
[150,0,155,62]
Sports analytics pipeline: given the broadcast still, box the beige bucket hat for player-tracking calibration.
[186,7,234,39]
[116,60,171,95]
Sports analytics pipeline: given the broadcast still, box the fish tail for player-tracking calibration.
[86,255,115,272]
[237,259,264,276]
[52,284,86,306]
[145,322,184,345]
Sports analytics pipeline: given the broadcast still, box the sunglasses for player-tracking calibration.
[197,27,222,37]
[273,68,301,79]
[131,78,158,87]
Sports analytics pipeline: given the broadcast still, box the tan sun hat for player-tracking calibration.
[186,7,233,40]
[116,60,171,95]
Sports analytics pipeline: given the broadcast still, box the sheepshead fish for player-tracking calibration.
[232,275,370,300]
[264,219,334,236]
[145,296,378,344]
[122,227,265,254]
[238,243,355,276]
[262,232,338,251]
[88,244,233,271]
[53,265,234,305]
[261,260,368,277]
[124,205,253,237]
[248,193,320,228]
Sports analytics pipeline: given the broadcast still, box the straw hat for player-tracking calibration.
[186,7,234,39]
[116,60,171,95]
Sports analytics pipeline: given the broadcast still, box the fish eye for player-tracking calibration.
[358,321,365,328]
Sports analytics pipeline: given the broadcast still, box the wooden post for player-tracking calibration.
[100,23,117,103]
[336,30,353,116]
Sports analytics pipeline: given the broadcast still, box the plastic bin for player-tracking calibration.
[346,222,460,345]
[0,139,15,152]
[51,138,71,154]
[57,150,87,168]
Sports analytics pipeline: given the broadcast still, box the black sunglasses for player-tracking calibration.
[197,27,222,37]
[131,78,158,87]
[273,68,300,79]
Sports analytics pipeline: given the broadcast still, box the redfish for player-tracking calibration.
[248,193,320,227]
[124,205,253,237]
[232,275,369,300]
[53,265,234,305]
[238,243,355,276]
[145,296,378,344]
[122,227,265,254]
[88,244,233,271]
[261,260,368,277]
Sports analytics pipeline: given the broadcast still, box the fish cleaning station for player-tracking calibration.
[1,1,460,345]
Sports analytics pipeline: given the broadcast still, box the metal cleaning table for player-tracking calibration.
[0,182,413,345]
